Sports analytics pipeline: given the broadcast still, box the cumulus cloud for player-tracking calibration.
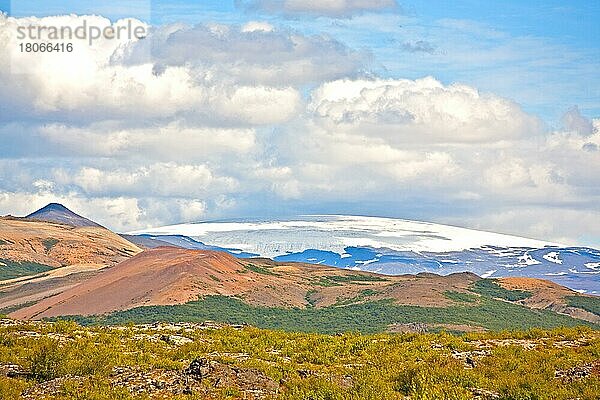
[54,163,238,197]
[122,22,368,86]
[0,122,258,163]
[0,191,145,232]
[239,0,399,18]
[561,106,595,136]
[308,77,543,143]
[241,21,275,33]
[458,207,600,247]
[0,14,599,245]
[482,158,534,190]
[40,123,257,159]
[0,15,309,126]
[0,186,227,232]
[261,80,600,244]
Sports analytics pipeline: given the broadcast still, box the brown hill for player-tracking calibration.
[0,217,141,269]
[9,247,599,329]
[0,211,142,315]
[12,247,482,320]
[498,277,599,323]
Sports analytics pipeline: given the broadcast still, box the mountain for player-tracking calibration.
[123,233,257,256]
[25,203,101,228]
[129,215,600,295]
[119,234,175,249]
[0,206,143,313]
[11,247,600,331]
[4,208,600,333]
[0,217,141,272]
[14,246,450,319]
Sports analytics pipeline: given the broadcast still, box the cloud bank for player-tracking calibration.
[0,14,599,246]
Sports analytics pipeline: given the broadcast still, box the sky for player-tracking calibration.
[0,0,598,246]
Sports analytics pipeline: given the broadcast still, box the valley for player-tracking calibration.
[0,204,599,399]
[1,204,599,334]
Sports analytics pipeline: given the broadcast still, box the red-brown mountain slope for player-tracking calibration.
[0,217,141,268]
[12,246,482,319]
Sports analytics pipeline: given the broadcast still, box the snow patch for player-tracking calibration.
[355,258,378,266]
[518,253,541,266]
[543,252,562,264]
[584,262,600,271]
[481,270,497,278]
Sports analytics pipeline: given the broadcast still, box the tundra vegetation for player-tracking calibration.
[0,319,598,399]
[0,259,53,281]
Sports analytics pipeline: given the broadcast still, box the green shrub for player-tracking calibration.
[471,279,532,301]
[565,296,600,316]
[65,295,595,334]
[0,376,28,399]
[325,275,388,283]
[42,238,59,252]
[444,291,478,303]
[0,320,598,399]
[0,259,53,280]
[28,340,66,382]
[244,264,277,276]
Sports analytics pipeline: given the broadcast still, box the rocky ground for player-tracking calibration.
[16,359,280,400]
[0,319,599,399]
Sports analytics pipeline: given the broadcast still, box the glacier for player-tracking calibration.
[129,215,600,295]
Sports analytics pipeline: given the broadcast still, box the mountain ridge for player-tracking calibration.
[10,246,600,330]
[2,205,599,333]
[14,246,478,319]
[127,216,600,295]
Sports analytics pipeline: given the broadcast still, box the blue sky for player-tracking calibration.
[0,1,598,246]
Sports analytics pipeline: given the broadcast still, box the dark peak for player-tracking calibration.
[34,203,70,212]
[26,203,102,228]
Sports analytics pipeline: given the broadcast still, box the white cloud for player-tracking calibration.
[0,190,216,232]
[264,77,542,198]
[55,163,238,197]
[0,191,144,231]
[211,86,300,125]
[177,199,207,222]
[123,22,367,86]
[457,207,600,247]
[37,123,257,159]
[0,15,304,126]
[561,106,595,136]
[309,77,543,143]
[241,21,274,33]
[0,14,599,246]
[483,158,534,190]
